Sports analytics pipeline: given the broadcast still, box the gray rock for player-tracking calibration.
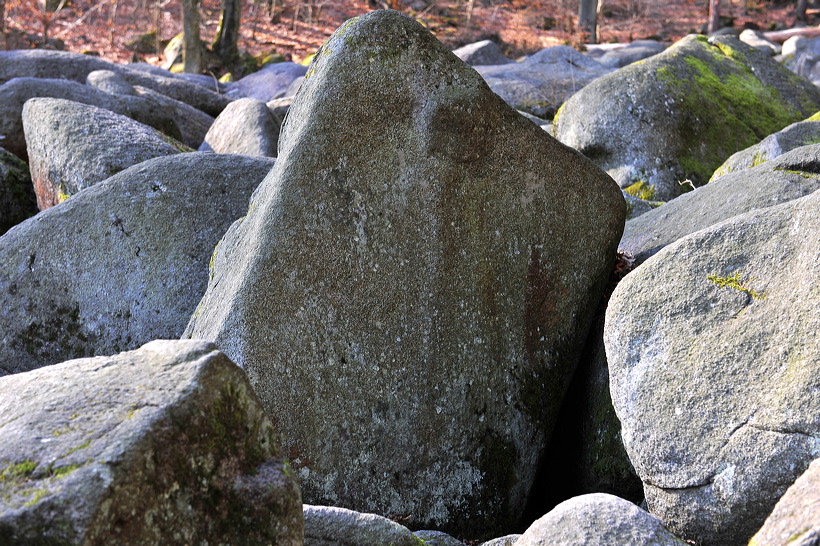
[749,457,820,546]
[623,190,663,220]
[0,77,181,160]
[0,147,36,235]
[225,61,308,102]
[133,85,215,150]
[267,95,293,127]
[85,69,136,95]
[283,74,305,98]
[781,35,805,59]
[185,11,624,538]
[0,153,276,376]
[711,115,820,180]
[621,144,820,265]
[605,190,820,544]
[783,35,820,86]
[514,494,684,545]
[453,39,513,66]
[22,98,187,209]
[479,535,522,546]
[475,46,611,118]
[127,61,226,92]
[199,97,280,157]
[0,49,231,116]
[595,40,666,69]
[554,35,820,201]
[415,530,465,545]
[739,28,782,55]
[304,505,422,546]
[0,340,302,545]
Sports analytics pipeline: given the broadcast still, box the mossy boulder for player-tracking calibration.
[554,34,820,201]
[0,147,37,235]
[0,153,276,376]
[0,340,302,544]
[199,97,280,156]
[605,190,820,544]
[185,10,624,538]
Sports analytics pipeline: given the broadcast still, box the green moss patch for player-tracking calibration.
[624,180,656,201]
[708,271,767,300]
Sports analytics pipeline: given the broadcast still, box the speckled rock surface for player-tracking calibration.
[23,98,187,209]
[185,11,624,538]
[304,505,423,546]
[605,190,820,545]
[514,494,684,545]
[621,144,820,265]
[199,97,280,156]
[0,153,276,376]
[0,147,36,235]
[0,340,302,545]
[750,457,820,546]
[554,35,820,201]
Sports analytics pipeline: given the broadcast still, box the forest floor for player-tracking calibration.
[2,0,813,72]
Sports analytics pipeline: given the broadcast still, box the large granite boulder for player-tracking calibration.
[475,46,611,118]
[199,97,280,156]
[225,61,308,102]
[0,153,276,376]
[453,39,513,66]
[0,147,36,235]
[132,85,215,150]
[554,35,820,201]
[749,457,820,546]
[185,11,625,538]
[0,340,302,545]
[23,98,188,209]
[0,49,231,116]
[589,40,667,69]
[0,77,181,160]
[515,494,684,545]
[304,505,423,546]
[621,144,820,265]
[605,190,820,544]
[85,68,136,95]
[711,113,820,180]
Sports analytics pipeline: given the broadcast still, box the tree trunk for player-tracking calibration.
[212,0,241,66]
[181,0,202,73]
[0,0,6,51]
[797,0,809,22]
[579,0,598,43]
[708,0,720,34]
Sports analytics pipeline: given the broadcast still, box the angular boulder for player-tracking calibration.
[621,144,820,265]
[515,494,684,545]
[199,97,280,156]
[0,340,302,545]
[0,77,181,160]
[304,505,422,546]
[185,11,625,538]
[23,97,188,209]
[749,457,820,546]
[0,147,37,235]
[0,153,276,376]
[605,190,820,544]
[476,46,611,118]
[554,35,820,201]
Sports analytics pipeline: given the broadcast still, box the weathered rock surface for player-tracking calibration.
[554,35,820,201]
[23,97,187,209]
[475,46,611,118]
[225,61,308,102]
[711,114,820,180]
[85,69,136,95]
[749,457,820,546]
[0,153,276,376]
[590,40,666,69]
[621,144,820,265]
[304,505,422,546]
[199,97,280,156]
[0,147,36,235]
[0,49,231,116]
[0,340,302,545]
[0,77,181,160]
[515,494,684,545]
[133,85,215,149]
[605,190,820,544]
[453,39,513,66]
[185,11,624,538]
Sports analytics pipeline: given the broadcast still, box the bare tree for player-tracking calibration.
[579,0,599,43]
[181,0,202,73]
[796,0,808,22]
[707,0,720,34]
[212,0,241,65]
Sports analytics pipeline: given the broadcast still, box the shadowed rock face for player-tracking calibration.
[185,10,624,538]
[0,340,302,545]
